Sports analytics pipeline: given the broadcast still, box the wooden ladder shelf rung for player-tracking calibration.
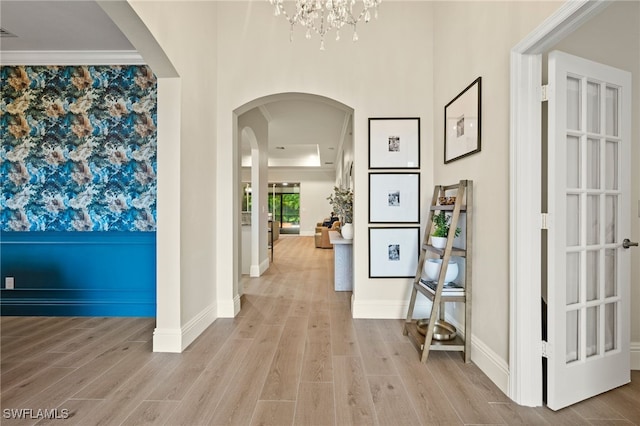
[402,180,473,363]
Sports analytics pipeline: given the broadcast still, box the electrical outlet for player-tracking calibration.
[5,277,14,290]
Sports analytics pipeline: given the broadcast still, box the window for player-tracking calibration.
[268,183,300,234]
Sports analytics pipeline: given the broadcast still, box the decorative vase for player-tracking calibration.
[431,236,448,249]
[341,223,354,240]
[423,258,458,283]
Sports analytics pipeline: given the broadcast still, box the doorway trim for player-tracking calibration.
[509,0,611,406]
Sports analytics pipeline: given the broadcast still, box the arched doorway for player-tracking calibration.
[234,93,354,300]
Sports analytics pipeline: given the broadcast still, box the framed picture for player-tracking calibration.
[444,77,482,163]
[369,173,420,223]
[368,117,420,169]
[369,227,420,278]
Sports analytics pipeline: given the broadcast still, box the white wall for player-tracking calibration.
[268,169,336,236]
[432,1,561,388]
[216,1,435,322]
[241,168,336,236]
[127,1,220,349]
[550,0,640,368]
[239,109,270,276]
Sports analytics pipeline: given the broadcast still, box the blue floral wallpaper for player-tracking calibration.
[0,65,157,231]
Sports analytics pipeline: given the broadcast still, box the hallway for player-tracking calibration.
[1,236,638,425]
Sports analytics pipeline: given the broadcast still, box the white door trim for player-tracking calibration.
[509,0,611,407]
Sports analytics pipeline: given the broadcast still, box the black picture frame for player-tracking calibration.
[368,227,420,278]
[368,117,420,169]
[368,172,420,224]
[444,77,482,163]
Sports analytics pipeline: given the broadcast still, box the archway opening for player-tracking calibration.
[234,92,354,296]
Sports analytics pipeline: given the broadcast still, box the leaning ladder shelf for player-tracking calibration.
[403,180,473,363]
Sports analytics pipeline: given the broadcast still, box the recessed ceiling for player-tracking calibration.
[242,98,352,169]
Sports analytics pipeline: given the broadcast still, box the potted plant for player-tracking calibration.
[431,211,460,249]
[327,186,353,239]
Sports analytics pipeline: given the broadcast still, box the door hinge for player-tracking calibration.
[542,341,552,358]
[541,213,549,230]
[541,84,550,102]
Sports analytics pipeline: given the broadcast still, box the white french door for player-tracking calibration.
[547,50,632,410]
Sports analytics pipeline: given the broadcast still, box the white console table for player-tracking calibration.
[329,231,353,291]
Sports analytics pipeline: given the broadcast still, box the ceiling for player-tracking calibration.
[0,1,133,51]
[241,99,352,169]
[1,0,351,171]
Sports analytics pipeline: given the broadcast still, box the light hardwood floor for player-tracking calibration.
[1,235,639,425]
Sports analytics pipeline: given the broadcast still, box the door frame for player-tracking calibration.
[509,0,611,407]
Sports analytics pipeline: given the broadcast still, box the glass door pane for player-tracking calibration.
[586,195,599,245]
[605,249,617,297]
[566,195,581,246]
[566,310,579,363]
[605,141,619,190]
[567,77,581,130]
[586,306,599,357]
[605,303,617,352]
[586,250,599,301]
[268,194,282,224]
[567,136,581,188]
[281,193,300,231]
[586,138,600,189]
[566,253,580,305]
[268,184,300,235]
[606,86,619,137]
[587,81,600,133]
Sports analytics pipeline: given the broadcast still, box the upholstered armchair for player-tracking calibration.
[314,221,341,248]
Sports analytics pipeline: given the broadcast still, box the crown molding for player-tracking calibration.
[0,50,144,66]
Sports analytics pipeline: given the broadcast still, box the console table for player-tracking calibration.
[329,231,353,291]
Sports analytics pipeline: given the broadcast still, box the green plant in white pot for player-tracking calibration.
[327,186,353,239]
[431,211,460,249]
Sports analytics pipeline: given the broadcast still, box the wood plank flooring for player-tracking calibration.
[1,235,639,425]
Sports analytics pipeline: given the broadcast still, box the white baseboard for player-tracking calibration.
[351,297,509,396]
[446,315,510,396]
[152,327,183,353]
[153,303,217,353]
[472,334,510,396]
[632,342,640,370]
[234,293,242,315]
[259,258,269,275]
[250,258,270,277]
[249,264,260,277]
[300,230,315,237]
[181,304,217,350]
[217,294,240,318]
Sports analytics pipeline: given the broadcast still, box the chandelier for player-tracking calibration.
[269,0,382,50]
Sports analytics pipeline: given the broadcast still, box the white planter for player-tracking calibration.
[423,258,458,283]
[341,223,354,240]
[431,236,448,249]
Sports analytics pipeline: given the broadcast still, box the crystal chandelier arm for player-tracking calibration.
[337,2,379,26]
[269,0,380,48]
